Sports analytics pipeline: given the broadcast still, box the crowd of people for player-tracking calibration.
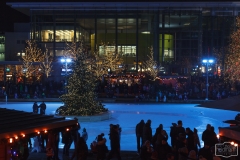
[1,75,240,101]
[28,117,224,160]
[135,119,220,160]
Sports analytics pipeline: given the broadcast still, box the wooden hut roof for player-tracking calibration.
[0,108,77,139]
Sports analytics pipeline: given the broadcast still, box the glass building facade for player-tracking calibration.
[7,2,240,75]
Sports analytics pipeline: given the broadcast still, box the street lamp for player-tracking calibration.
[202,58,214,100]
[61,58,72,93]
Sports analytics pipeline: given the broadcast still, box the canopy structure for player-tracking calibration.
[0,108,77,139]
[198,95,240,112]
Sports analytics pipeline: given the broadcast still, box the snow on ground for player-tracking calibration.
[0,102,238,151]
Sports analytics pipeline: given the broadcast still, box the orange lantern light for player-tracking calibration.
[9,138,13,143]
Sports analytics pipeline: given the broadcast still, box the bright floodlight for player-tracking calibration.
[209,59,214,63]
[202,59,214,63]
[61,58,72,63]
[66,58,72,63]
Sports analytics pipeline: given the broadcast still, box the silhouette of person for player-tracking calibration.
[32,102,38,114]
[39,101,46,115]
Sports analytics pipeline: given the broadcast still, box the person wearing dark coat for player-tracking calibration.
[193,128,201,156]
[143,120,152,145]
[107,125,121,160]
[157,138,172,160]
[140,140,153,160]
[152,124,163,149]
[70,137,88,160]
[177,137,188,160]
[198,142,213,160]
[32,102,38,113]
[185,127,195,152]
[136,119,145,153]
[96,134,108,160]
[202,124,216,148]
[61,129,72,156]
[39,101,46,115]
[71,118,81,149]
[170,123,177,148]
[210,126,219,147]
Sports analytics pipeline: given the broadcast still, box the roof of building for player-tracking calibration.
[0,108,77,139]
[6,1,240,16]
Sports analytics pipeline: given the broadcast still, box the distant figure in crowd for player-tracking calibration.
[82,128,88,142]
[62,128,72,156]
[32,102,38,114]
[39,101,46,115]
[71,117,81,149]
[143,119,152,144]
[96,133,108,160]
[136,119,145,154]
[70,137,88,160]
[31,135,41,153]
[107,125,122,160]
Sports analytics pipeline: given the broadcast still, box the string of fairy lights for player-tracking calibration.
[5,122,79,159]
[225,16,240,83]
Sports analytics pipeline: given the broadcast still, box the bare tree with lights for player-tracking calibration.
[91,42,123,78]
[63,41,83,61]
[224,16,240,83]
[213,47,224,69]
[40,48,53,78]
[56,41,108,116]
[102,44,123,74]
[92,52,107,78]
[180,57,192,75]
[20,40,44,77]
[143,46,160,81]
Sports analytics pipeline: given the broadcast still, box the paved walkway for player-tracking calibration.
[28,149,139,160]
[4,97,213,104]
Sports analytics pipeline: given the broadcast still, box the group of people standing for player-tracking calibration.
[32,101,46,115]
[46,118,89,160]
[89,124,122,160]
[135,119,220,160]
[61,119,89,160]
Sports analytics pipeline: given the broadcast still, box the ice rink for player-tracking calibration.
[0,102,238,151]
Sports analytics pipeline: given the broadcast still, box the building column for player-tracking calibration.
[94,15,97,51]
[115,16,118,50]
[136,14,139,73]
[153,11,160,64]
[53,12,56,57]
[74,13,76,42]
[198,11,203,58]
[161,13,165,63]
[210,8,215,55]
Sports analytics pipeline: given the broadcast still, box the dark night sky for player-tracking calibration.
[1,0,29,32]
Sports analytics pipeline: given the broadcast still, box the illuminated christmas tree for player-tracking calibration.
[56,41,108,116]
[224,16,240,83]
[143,46,160,81]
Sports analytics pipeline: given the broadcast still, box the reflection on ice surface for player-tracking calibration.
[0,102,237,151]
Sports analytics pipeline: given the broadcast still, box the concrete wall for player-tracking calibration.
[5,32,29,61]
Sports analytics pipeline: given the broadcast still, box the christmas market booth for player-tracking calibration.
[0,108,78,160]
